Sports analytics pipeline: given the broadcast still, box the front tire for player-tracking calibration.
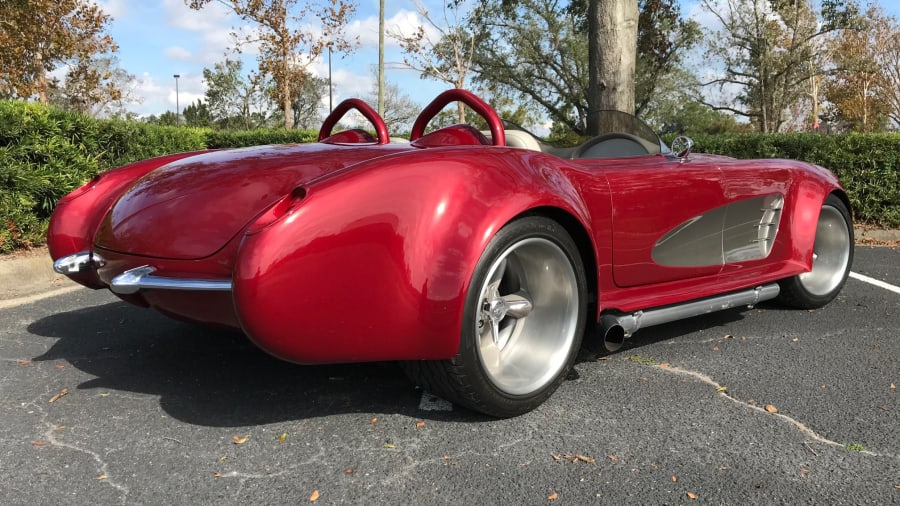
[778,194,853,308]
[403,216,587,417]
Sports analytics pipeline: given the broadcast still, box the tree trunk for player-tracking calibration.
[587,0,638,135]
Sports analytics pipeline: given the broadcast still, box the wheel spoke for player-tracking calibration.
[502,291,533,319]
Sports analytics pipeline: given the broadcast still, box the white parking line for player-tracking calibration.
[849,271,900,295]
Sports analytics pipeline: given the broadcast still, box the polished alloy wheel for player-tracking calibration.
[475,237,580,395]
[798,205,852,296]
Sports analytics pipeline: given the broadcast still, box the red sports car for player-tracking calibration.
[49,89,853,417]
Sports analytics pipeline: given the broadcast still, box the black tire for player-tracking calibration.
[402,216,588,418]
[778,194,853,309]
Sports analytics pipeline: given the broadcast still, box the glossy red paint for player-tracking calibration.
[95,143,408,260]
[48,151,212,288]
[46,91,848,367]
[233,147,591,363]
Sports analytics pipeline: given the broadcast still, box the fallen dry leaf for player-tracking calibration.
[48,388,69,403]
[218,455,227,462]
[723,334,734,339]
[575,455,595,464]
[658,362,670,368]
[764,404,778,414]
[55,364,65,369]
[671,476,677,483]
[31,440,47,446]
[369,417,378,425]
[716,386,728,393]
[99,393,110,397]
[719,466,730,471]
[309,489,320,502]
[415,421,426,428]
[712,346,719,351]
[214,472,221,478]
[800,468,810,475]
[894,485,900,489]
[547,492,559,501]
[97,475,107,481]
[607,455,619,462]
[383,443,396,449]
[687,491,698,500]
[792,337,799,342]
[891,384,896,390]
[18,360,31,366]
[231,435,249,445]
[442,455,451,461]
[278,433,287,443]
[344,468,353,475]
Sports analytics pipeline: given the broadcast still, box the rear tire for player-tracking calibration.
[778,194,853,309]
[402,216,587,417]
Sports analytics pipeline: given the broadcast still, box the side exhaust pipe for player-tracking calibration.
[599,284,780,352]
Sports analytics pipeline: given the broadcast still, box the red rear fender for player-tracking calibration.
[232,149,592,364]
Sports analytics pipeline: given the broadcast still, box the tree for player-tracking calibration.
[700,0,862,132]
[48,55,139,117]
[182,99,214,128]
[588,0,638,132]
[276,71,327,129]
[0,0,117,103]
[469,0,590,134]
[634,0,701,116]
[366,78,419,135]
[389,1,476,122]
[471,0,695,136]
[824,5,897,131]
[187,0,356,130]
[202,59,272,129]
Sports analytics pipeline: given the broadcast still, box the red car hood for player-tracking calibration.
[96,143,408,260]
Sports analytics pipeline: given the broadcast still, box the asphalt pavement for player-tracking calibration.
[1,246,898,504]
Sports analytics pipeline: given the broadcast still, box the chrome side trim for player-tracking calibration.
[110,265,232,295]
[53,251,107,274]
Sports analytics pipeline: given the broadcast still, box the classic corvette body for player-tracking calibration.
[49,90,853,416]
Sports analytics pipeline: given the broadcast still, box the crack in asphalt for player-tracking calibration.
[22,391,131,505]
[640,363,898,461]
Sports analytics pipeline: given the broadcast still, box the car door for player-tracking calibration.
[596,155,730,288]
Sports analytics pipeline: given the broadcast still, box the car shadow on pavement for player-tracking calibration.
[27,301,491,426]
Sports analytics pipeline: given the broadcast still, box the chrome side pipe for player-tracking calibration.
[599,284,780,352]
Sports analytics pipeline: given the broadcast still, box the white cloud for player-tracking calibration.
[347,9,427,48]
[98,0,128,20]
[164,46,193,61]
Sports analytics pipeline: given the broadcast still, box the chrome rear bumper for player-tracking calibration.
[53,251,232,295]
[111,265,233,295]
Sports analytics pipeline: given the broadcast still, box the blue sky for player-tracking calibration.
[99,0,449,117]
[97,0,900,119]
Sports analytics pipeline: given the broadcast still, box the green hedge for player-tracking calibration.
[1,100,897,253]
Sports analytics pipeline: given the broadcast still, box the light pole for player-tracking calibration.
[327,46,333,113]
[173,74,180,126]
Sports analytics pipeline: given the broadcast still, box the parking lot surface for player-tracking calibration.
[1,246,897,504]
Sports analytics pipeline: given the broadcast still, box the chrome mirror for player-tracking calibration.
[671,135,694,160]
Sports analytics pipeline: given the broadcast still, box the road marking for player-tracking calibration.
[849,271,900,296]
[418,392,453,411]
[0,285,85,310]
